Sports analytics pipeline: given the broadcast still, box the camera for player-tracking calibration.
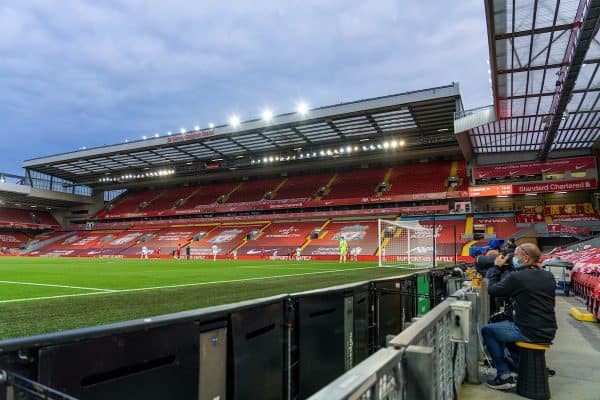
[475,251,514,275]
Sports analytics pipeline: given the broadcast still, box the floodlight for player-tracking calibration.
[296,102,309,116]
[391,140,398,148]
[229,115,241,128]
[320,150,325,156]
[194,125,200,131]
[269,156,274,162]
[180,128,186,134]
[261,109,274,122]
[383,141,390,149]
[346,146,352,153]
[399,139,406,146]
[154,133,160,138]
[209,123,215,129]
[142,136,147,140]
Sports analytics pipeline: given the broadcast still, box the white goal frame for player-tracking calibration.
[377,218,436,269]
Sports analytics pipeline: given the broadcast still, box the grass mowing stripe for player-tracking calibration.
[110,266,379,293]
[0,266,378,304]
[0,291,114,304]
[0,280,116,292]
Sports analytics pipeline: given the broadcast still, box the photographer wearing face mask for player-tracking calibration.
[480,243,557,391]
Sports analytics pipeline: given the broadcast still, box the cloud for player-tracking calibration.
[0,0,491,175]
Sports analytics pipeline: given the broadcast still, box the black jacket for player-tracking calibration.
[488,267,557,342]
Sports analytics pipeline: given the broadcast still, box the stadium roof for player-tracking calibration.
[22,84,463,187]
[456,0,600,159]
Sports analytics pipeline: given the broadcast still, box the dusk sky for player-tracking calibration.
[1,1,491,176]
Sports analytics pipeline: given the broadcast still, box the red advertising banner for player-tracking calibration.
[468,185,513,197]
[469,179,597,198]
[512,179,597,194]
[473,156,596,179]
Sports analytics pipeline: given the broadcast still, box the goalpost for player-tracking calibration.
[378,219,437,269]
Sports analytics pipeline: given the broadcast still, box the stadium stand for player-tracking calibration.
[0,207,58,228]
[418,216,465,256]
[141,186,198,212]
[0,231,30,250]
[121,226,205,257]
[185,182,239,208]
[240,220,325,257]
[226,178,285,203]
[273,174,330,201]
[386,161,461,195]
[188,223,267,257]
[303,219,380,256]
[102,188,164,216]
[323,168,387,199]
[473,214,518,239]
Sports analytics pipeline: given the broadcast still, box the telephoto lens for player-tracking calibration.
[475,255,496,275]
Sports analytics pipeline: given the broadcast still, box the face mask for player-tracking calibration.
[513,257,522,269]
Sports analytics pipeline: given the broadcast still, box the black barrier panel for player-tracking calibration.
[400,275,418,322]
[352,286,370,366]
[374,278,404,348]
[37,322,199,400]
[297,293,345,399]
[430,268,449,307]
[231,300,285,400]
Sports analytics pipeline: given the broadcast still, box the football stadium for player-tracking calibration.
[1,1,600,399]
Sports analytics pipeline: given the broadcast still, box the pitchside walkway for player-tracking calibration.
[460,296,600,400]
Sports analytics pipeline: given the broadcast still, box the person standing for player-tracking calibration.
[339,236,348,263]
[211,244,218,261]
[175,243,181,260]
[296,246,302,261]
[141,245,148,259]
[481,243,557,391]
[186,245,191,260]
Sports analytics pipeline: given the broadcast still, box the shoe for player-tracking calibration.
[486,375,516,390]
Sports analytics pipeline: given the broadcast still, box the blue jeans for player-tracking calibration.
[481,320,530,376]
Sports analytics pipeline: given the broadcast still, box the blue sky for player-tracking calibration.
[0,1,491,176]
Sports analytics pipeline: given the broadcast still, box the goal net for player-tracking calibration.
[378,219,436,268]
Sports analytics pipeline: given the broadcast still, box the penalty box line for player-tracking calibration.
[0,266,380,304]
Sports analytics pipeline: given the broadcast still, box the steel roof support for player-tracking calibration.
[540,0,600,160]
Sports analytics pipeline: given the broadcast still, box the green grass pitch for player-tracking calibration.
[0,257,420,340]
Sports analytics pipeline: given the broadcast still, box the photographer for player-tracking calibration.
[481,243,557,391]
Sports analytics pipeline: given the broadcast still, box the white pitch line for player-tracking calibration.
[0,280,116,292]
[0,266,379,304]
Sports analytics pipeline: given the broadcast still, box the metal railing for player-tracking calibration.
[0,370,77,400]
[309,287,482,400]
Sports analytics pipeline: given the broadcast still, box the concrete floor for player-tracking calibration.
[460,296,600,400]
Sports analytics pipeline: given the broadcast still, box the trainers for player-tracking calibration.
[486,375,516,390]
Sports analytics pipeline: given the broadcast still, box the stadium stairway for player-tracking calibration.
[376,216,400,256]
[461,215,476,256]
[269,178,288,200]
[234,221,272,254]
[20,232,74,254]
[447,160,459,192]
[460,296,600,400]
[300,219,331,251]
[222,183,243,203]
[172,187,203,210]
[375,168,393,197]
[314,174,337,200]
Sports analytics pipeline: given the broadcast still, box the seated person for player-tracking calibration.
[481,243,557,390]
